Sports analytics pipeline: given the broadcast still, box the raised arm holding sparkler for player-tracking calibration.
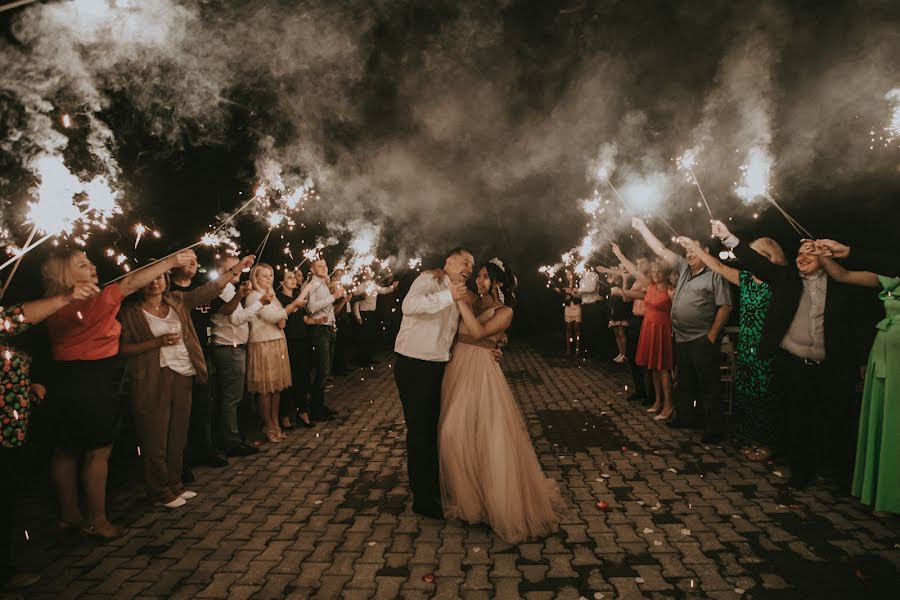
[675,237,740,286]
[630,217,678,267]
[610,244,650,297]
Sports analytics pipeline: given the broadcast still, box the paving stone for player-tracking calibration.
[13,347,899,600]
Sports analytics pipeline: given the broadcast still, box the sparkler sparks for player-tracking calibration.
[734,146,773,203]
[407,257,423,270]
[874,87,900,148]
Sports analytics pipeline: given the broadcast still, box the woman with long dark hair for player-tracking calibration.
[439,258,564,543]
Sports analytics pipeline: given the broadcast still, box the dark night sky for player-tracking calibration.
[1,0,898,328]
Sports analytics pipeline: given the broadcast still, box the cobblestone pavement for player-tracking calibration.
[7,345,900,599]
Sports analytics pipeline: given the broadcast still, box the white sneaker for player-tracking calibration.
[180,490,198,500]
[157,496,187,509]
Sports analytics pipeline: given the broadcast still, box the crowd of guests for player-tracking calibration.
[556,217,898,521]
[0,248,398,590]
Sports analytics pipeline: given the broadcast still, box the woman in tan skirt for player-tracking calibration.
[245,263,305,442]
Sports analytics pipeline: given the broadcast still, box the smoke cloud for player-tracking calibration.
[0,0,897,272]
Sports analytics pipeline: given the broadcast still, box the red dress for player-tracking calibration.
[635,283,673,370]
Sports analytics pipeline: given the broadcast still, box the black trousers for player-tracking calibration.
[0,446,25,579]
[332,314,353,374]
[280,338,311,418]
[674,337,723,435]
[394,353,445,510]
[309,326,335,417]
[356,312,379,365]
[185,377,213,462]
[626,315,648,398]
[581,302,609,358]
[773,351,858,485]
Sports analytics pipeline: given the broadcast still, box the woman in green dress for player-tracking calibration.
[677,237,786,460]
[816,253,899,516]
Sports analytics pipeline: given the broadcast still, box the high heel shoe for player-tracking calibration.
[653,412,672,421]
[280,418,295,430]
[276,428,288,441]
[263,428,282,443]
[646,406,661,413]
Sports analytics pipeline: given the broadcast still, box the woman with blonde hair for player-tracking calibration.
[245,263,306,442]
[118,255,255,508]
[677,236,786,461]
[42,248,197,540]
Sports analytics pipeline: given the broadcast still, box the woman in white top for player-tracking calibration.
[245,263,306,443]
[119,257,253,507]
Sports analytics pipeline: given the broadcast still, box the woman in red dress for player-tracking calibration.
[611,245,674,420]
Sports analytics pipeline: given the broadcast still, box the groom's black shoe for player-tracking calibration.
[412,502,445,520]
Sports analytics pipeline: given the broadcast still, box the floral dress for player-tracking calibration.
[734,271,776,446]
[0,304,34,448]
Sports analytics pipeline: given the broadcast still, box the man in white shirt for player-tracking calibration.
[208,255,268,457]
[305,259,347,420]
[353,270,398,365]
[394,247,472,519]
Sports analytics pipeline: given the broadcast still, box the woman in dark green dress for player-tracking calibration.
[677,237,787,460]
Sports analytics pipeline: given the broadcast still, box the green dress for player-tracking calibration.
[852,276,900,514]
[734,271,776,446]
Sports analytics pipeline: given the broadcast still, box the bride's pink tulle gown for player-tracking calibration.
[439,307,565,543]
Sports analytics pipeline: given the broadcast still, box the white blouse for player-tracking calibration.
[245,290,288,343]
[143,309,197,377]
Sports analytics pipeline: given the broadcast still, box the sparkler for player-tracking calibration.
[0,227,38,303]
[105,189,262,286]
[677,147,713,219]
[870,88,900,149]
[734,146,813,238]
[407,257,423,270]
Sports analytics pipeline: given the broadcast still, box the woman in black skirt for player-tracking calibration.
[42,248,196,540]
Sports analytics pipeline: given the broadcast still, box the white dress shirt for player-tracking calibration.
[394,272,459,362]
[210,282,263,347]
[575,271,602,304]
[305,276,337,326]
[353,280,393,318]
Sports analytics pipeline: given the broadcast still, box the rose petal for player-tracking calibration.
[642,528,654,534]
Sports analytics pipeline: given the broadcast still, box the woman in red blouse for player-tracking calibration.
[42,248,196,540]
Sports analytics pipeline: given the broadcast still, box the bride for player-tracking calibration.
[439,258,565,543]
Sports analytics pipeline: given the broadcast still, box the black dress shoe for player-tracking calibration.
[700,433,723,445]
[311,412,335,421]
[225,443,260,457]
[787,475,813,490]
[666,419,693,429]
[412,503,445,520]
[199,454,229,468]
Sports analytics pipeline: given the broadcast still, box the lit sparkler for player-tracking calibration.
[734,146,812,238]
[677,147,713,218]
[407,257,423,270]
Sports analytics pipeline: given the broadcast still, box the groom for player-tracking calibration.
[394,247,474,519]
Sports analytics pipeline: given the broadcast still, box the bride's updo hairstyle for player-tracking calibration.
[481,258,518,308]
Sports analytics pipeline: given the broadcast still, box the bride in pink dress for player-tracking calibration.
[439,258,565,543]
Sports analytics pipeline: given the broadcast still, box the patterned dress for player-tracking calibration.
[0,304,34,448]
[734,271,776,446]
[852,276,899,514]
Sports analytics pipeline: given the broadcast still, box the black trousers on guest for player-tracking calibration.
[581,302,607,358]
[674,336,723,435]
[626,315,648,399]
[394,353,446,511]
[356,312,380,365]
[281,338,311,419]
[773,351,858,486]
[185,376,213,463]
[0,447,25,581]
